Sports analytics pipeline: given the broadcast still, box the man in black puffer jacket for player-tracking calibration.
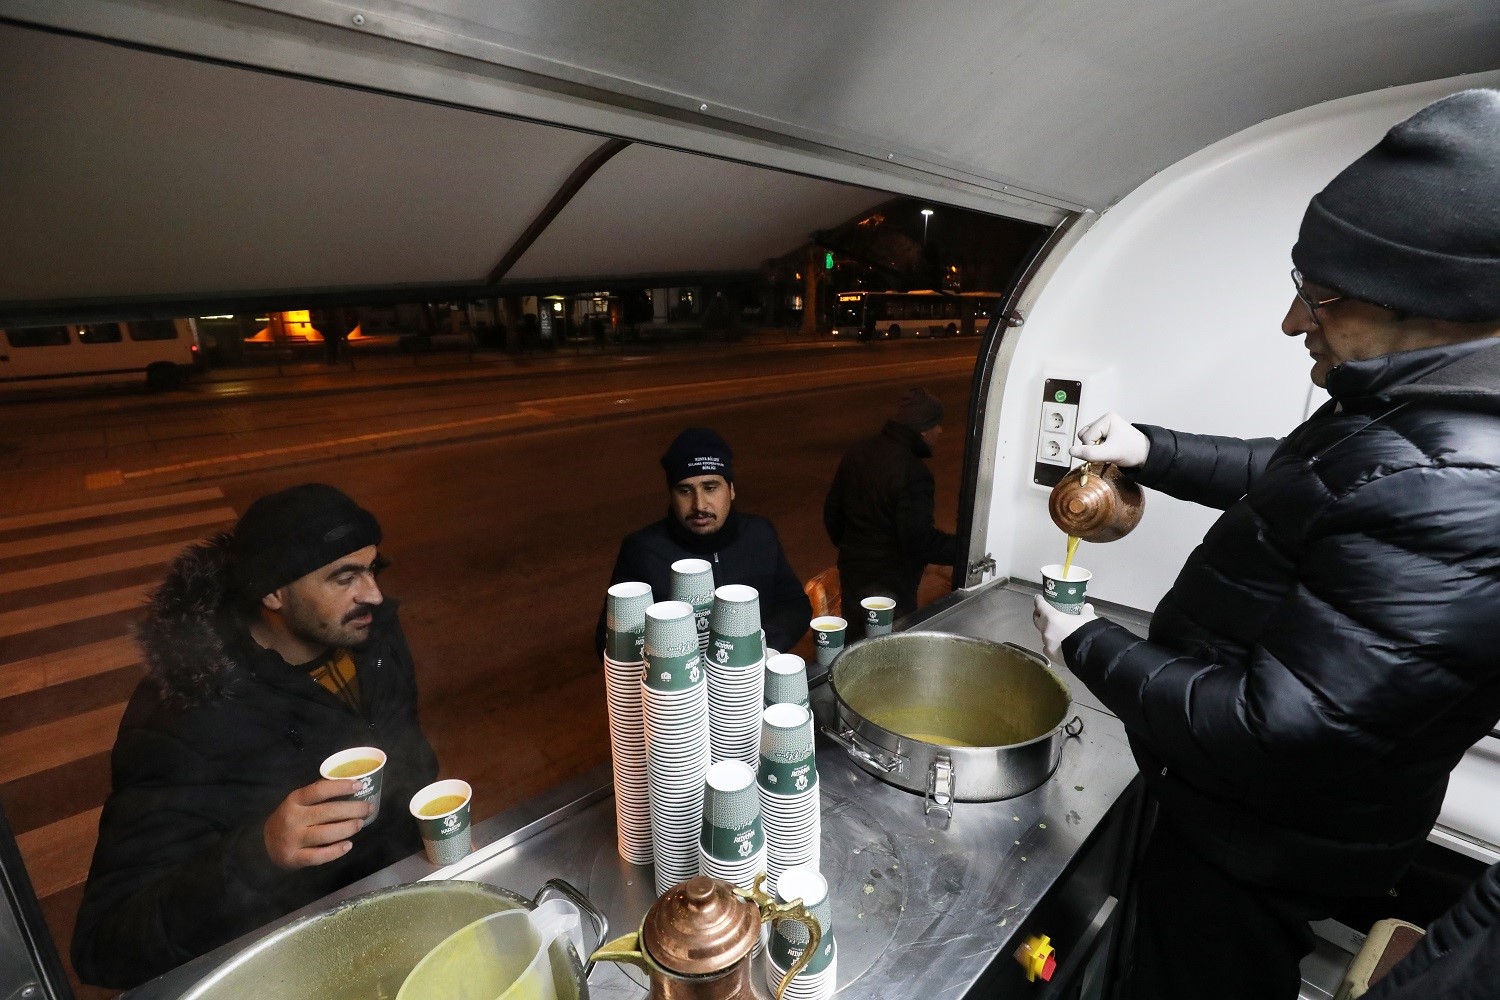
[1032,90,1500,1000]
[595,428,811,655]
[824,387,957,638]
[73,485,438,989]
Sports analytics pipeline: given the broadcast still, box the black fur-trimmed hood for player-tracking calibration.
[134,532,241,708]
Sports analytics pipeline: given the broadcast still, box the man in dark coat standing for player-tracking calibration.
[595,428,812,655]
[824,387,956,639]
[73,484,438,989]
[1032,90,1500,1000]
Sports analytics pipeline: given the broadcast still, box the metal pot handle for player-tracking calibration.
[822,723,906,773]
[534,877,610,976]
[1001,641,1050,668]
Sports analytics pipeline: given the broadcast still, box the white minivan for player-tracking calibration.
[0,318,200,393]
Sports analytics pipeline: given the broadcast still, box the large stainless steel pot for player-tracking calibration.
[179,878,603,1000]
[826,632,1082,811]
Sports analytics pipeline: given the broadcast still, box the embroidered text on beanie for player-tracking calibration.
[661,428,734,488]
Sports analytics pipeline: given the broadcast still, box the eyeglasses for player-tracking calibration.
[1291,269,1344,324]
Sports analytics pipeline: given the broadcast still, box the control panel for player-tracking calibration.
[1033,378,1081,487]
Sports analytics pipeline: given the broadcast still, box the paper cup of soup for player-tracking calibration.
[860,597,896,636]
[810,616,846,666]
[320,747,387,827]
[1040,564,1093,615]
[409,779,473,866]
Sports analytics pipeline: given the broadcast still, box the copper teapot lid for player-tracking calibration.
[642,876,761,976]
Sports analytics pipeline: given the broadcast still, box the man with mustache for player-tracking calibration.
[596,427,812,655]
[73,484,437,989]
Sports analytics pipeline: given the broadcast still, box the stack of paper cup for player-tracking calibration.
[643,600,712,895]
[697,760,766,889]
[758,703,821,887]
[706,584,766,768]
[670,558,716,654]
[763,653,810,709]
[766,866,837,1000]
[604,581,654,865]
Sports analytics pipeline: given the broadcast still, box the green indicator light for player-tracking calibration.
[1054,390,1068,403]
[824,251,835,270]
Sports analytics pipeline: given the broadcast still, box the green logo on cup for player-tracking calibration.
[416,800,471,844]
[606,627,646,662]
[700,817,765,859]
[770,928,835,976]
[759,757,818,793]
[645,650,703,691]
[708,631,763,669]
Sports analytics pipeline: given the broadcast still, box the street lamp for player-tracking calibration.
[920,208,934,245]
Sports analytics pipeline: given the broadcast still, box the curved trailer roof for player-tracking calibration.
[0,0,1496,319]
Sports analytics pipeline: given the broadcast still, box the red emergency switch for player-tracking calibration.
[1015,934,1057,983]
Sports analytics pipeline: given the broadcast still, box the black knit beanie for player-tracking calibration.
[1292,89,1500,322]
[661,428,734,487]
[229,483,382,600]
[893,387,944,432]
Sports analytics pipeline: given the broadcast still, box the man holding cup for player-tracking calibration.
[1031,91,1500,1000]
[823,387,956,640]
[73,484,438,989]
[595,427,812,655]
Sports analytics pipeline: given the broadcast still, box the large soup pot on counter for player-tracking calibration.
[826,632,1082,811]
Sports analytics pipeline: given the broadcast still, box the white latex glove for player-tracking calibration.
[1032,595,1098,665]
[1071,412,1150,468]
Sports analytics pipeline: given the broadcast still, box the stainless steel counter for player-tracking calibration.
[129,581,1144,1000]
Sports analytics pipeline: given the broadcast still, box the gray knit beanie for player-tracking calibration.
[1291,89,1500,322]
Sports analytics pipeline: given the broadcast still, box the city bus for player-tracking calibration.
[0,318,200,393]
[831,290,1002,340]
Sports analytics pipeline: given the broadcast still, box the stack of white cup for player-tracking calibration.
[758,703,821,888]
[670,558,715,656]
[705,584,766,768]
[697,760,767,890]
[603,581,654,865]
[642,600,712,895]
[765,865,838,1000]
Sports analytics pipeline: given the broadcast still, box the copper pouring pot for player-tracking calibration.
[1047,461,1145,543]
[590,874,820,1000]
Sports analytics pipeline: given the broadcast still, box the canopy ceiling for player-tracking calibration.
[0,0,1495,318]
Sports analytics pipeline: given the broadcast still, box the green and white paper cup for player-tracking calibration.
[759,703,818,794]
[860,596,896,637]
[1040,564,1093,615]
[644,600,704,692]
[771,866,836,976]
[409,779,473,866]
[708,584,764,668]
[764,653,810,708]
[319,746,386,827]
[605,581,653,662]
[700,761,764,861]
[670,558,715,643]
[810,616,846,667]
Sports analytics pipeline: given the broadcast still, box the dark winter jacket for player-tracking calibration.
[594,510,812,656]
[824,420,957,617]
[1364,859,1500,1000]
[1063,339,1500,898]
[72,534,438,989]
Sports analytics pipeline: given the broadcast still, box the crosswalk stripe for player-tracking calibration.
[0,584,152,640]
[0,487,224,533]
[0,541,186,596]
[0,703,124,785]
[15,807,102,899]
[0,636,141,699]
[0,507,236,561]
